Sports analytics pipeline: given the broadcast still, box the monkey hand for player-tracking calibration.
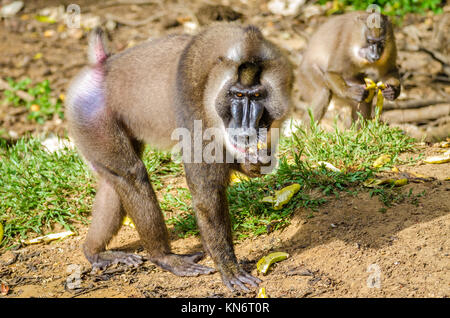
[348,84,369,102]
[381,83,400,101]
[219,263,262,293]
[150,252,216,276]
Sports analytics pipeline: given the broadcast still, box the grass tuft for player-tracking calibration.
[0,137,94,247]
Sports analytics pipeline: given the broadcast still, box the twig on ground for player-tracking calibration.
[384,99,450,110]
[0,78,34,102]
[104,12,165,26]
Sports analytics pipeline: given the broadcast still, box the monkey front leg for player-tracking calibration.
[184,163,261,293]
[324,71,369,103]
[325,71,375,121]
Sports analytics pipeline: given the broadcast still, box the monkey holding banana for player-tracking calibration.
[297,11,401,125]
[66,24,293,292]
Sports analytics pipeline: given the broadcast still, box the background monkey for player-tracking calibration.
[66,24,293,292]
[297,11,400,125]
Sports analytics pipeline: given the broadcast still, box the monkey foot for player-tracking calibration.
[150,252,216,276]
[89,251,143,270]
[221,269,262,293]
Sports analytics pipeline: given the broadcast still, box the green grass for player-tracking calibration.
[159,117,417,239]
[142,147,183,189]
[225,117,416,238]
[0,117,418,247]
[318,0,443,16]
[2,77,64,124]
[0,139,182,248]
[0,137,94,247]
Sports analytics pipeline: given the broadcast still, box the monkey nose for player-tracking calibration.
[368,45,380,62]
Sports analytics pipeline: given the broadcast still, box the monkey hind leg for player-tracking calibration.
[302,88,331,128]
[83,179,143,269]
[76,119,214,276]
[352,101,372,127]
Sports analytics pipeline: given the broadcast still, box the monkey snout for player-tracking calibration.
[367,45,381,62]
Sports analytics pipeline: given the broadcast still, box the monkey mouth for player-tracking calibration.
[227,133,271,164]
[231,141,247,153]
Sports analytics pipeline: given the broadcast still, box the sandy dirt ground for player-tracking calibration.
[0,0,449,298]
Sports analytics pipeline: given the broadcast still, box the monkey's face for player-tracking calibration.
[361,34,385,63]
[360,19,387,63]
[224,82,273,165]
[206,59,291,169]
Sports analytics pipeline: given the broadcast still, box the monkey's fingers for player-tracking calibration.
[91,251,144,270]
[222,271,262,293]
[151,253,216,277]
[175,263,217,277]
[381,84,397,101]
[114,253,143,267]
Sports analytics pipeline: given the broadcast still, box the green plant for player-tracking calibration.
[2,77,64,124]
[318,0,443,16]
[0,116,418,246]
[0,137,94,247]
[0,139,183,248]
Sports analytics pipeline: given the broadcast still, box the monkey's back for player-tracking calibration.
[105,35,192,149]
[302,12,366,72]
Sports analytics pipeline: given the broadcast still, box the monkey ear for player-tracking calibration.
[88,27,109,65]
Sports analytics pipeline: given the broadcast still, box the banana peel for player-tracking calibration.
[230,171,250,184]
[401,171,435,183]
[257,252,289,275]
[364,78,377,103]
[122,216,135,228]
[433,141,450,148]
[363,178,408,188]
[423,150,450,164]
[22,231,74,245]
[257,287,269,298]
[364,78,386,119]
[262,184,301,210]
[315,161,341,172]
[373,154,391,168]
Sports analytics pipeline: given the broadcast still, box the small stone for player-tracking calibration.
[1,250,17,265]
[1,1,24,18]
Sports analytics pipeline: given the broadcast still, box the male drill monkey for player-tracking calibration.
[66,24,293,292]
[297,11,401,124]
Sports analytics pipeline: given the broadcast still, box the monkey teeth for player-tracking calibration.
[248,146,257,155]
[231,141,265,156]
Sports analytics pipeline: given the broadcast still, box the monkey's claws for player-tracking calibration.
[151,252,216,277]
[221,269,262,293]
[381,84,398,101]
[90,251,143,270]
[348,84,369,102]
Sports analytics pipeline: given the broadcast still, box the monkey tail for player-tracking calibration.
[88,27,109,66]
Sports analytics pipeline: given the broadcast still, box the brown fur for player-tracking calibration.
[66,23,293,292]
[297,11,400,125]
